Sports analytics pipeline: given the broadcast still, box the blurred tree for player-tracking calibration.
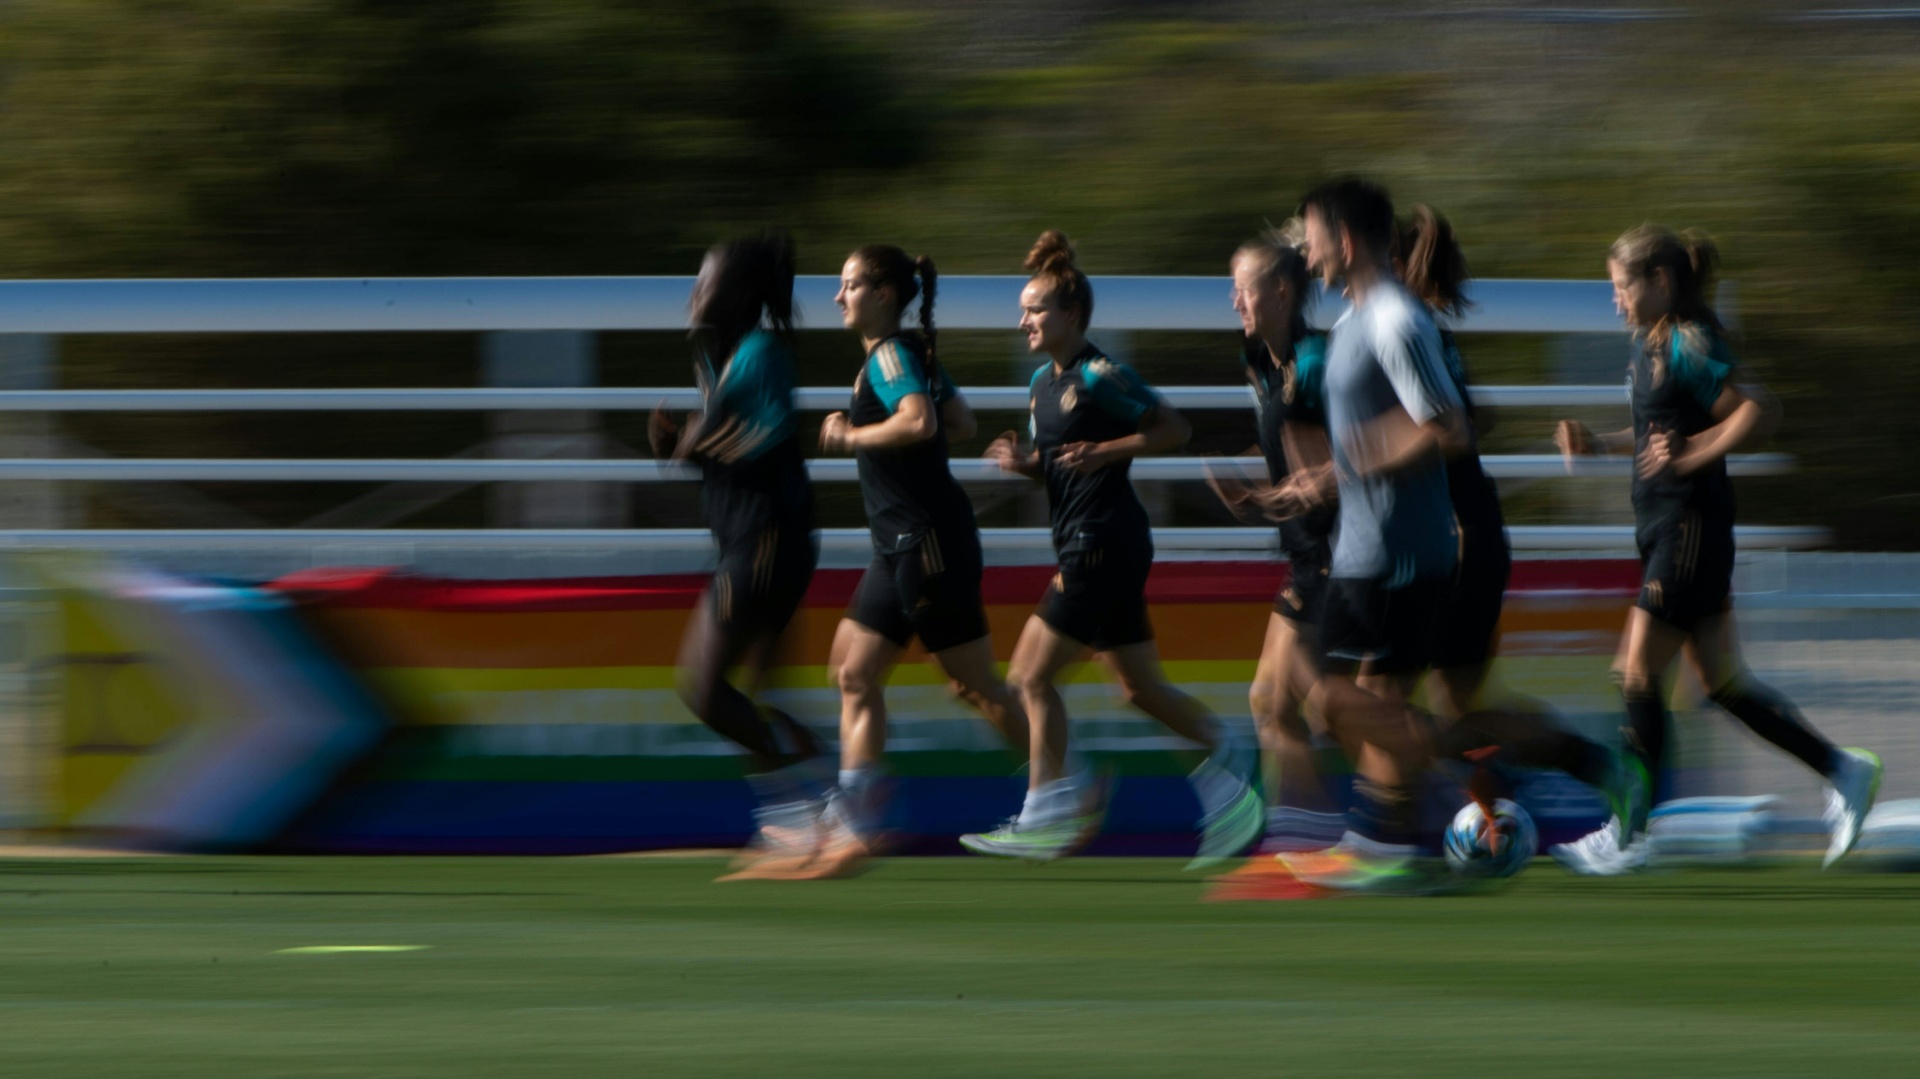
[0,0,929,276]
[2,2,1919,545]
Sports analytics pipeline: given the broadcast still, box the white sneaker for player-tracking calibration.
[1549,820,1650,877]
[1822,747,1883,868]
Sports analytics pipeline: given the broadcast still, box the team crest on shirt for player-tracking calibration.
[1060,384,1078,412]
[1087,357,1134,391]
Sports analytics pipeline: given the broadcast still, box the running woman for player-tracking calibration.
[649,233,828,881]
[1396,206,1646,836]
[1275,179,1472,891]
[813,244,1030,867]
[959,229,1264,865]
[1204,226,1347,854]
[1549,225,1880,874]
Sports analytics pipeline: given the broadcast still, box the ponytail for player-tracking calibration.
[1396,204,1471,318]
[1024,229,1093,331]
[914,254,939,383]
[1610,224,1724,383]
[851,244,941,382]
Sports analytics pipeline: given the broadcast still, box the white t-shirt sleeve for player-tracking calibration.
[1372,302,1460,426]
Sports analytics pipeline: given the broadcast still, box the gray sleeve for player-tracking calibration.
[1374,311,1461,426]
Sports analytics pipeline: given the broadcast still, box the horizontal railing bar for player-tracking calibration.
[0,525,1830,551]
[0,276,1622,334]
[0,384,1630,411]
[0,454,1795,482]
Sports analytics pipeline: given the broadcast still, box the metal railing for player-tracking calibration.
[0,274,1820,553]
[0,384,1633,411]
[0,275,1623,333]
[0,452,1797,484]
[0,525,1831,553]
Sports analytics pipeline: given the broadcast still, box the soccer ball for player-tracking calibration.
[1443,798,1538,879]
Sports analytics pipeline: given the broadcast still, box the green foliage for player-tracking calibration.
[0,0,930,275]
[3,3,1920,541]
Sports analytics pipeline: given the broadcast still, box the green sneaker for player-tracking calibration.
[959,816,1083,862]
[1188,781,1266,870]
[1278,834,1422,893]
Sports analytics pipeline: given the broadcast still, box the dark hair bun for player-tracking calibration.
[1024,229,1077,275]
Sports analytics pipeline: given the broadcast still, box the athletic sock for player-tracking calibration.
[1264,806,1347,851]
[835,765,888,839]
[1198,715,1251,773]
[1620,679,1670,776]
[1019,775,1082,827]
[748,760,829,834]
[1348,776,1415,848]
[1709,677,1841,778]
[1189,755,1249,822]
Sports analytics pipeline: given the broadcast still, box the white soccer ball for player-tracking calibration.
[1443,798,1538,879]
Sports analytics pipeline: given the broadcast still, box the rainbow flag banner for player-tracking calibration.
[4,552,389,849]
[266,558,1653,855]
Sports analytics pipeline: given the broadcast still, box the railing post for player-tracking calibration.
[481,331,625,527]
[0,335,66,528]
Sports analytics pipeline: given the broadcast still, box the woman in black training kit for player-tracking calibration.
[650,233,829,881]
[1204,225,1345,857]
[1397,206,1642,848]
[961,229,1263,867]
[812,244,1029,874]
[1550,224,1879,874]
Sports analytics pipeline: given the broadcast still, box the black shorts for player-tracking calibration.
[1319,575,1449,677]
[711,520,816,638]
[848,526,989,654]
[1275,552,1331,627]
[1636,510,1734,632]
[1037,540,1154,651]
[1429,523,1512,671]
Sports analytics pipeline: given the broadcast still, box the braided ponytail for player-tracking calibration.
[851,243,942,381]
[914,254,939,384]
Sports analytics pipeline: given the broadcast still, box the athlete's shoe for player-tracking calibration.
[794,820,874,880]
[719,821,826,881]
[1203,854,1327,902]
[959,816,1085,862]
[1600,754,1653,850]
[1277,833,1421,893]
[1187,781,1266,870]
[1822,747,1883,868]
[1548,819,1650,877]
[719,795,828,881]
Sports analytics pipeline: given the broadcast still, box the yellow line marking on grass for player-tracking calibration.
[274,945,431,955]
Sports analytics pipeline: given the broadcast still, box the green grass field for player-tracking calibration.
[1,855,1916,1078]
